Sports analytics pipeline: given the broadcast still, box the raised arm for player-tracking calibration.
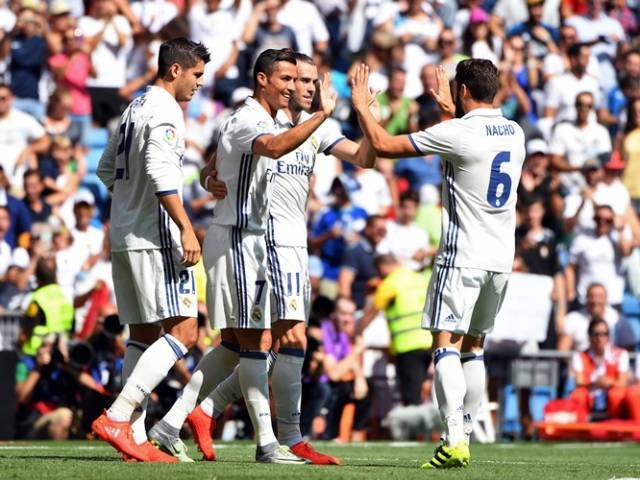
[252,73,337,159]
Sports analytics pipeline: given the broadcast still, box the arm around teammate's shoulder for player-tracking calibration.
[252,111,329,159]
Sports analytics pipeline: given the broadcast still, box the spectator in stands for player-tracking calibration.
[0,0,16,80]
[70,199,103,272]
[278,0,329,56]
[559,282,637,352]
[435,27,466,79]
[378,191,432,271]
[48,27,94,146]
[506,0,559,59]
[415,64,438,120]
[517,138,564,233]
[541,24,599,83]
[242,0,298,68]
[618,96,640,214]
[348,164,394,217]
[0,246,30,310]
[337,215,387,310]
[46,0,74,55]
[52,224,84,301]
[0,166,33,248]
[40,136,80,226]
[321,297,370,440]
[544,43,600,122]
[42,90,87,170]
[376,67,418,135]
[569,318,640,422]
[0,205,13,276]
[22,169,52,224]
[15,336,75,439]
[515,198,566,335]
[79,0,132,127]
[309,175,367,292]
[566,205,633,309]
[0,84,50,187]
[0,0,47,120]
[462,6,501,65]
[549,91,611,195]
[359,254,432,406]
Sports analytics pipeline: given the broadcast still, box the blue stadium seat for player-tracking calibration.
[501,384,521,435]
[86,127,108,149]
[86,148,103,174]
[530,386,557,421]
[622,292,640,317]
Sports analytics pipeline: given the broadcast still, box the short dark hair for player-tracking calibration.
[587,317,608,336]
[455,59,499,103]
[157,37,210,77]
[294,52,314,66]
[23,168,42,181]
[399,190,419,205]
[253,48,297,85]
[567,42,587,59]
[365,214,385,228]
[35,256,58,286]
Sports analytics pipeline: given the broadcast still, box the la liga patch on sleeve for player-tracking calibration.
[255,120,270,133]
[163,127,177,143]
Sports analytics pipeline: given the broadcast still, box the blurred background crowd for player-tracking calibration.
[1,0,640,444]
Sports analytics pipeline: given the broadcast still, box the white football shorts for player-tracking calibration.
[204,225,272,330]
[266,244,311,323]
[111,248,198,324]
[423,264,510,337]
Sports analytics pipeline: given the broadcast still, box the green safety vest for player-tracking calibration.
[22,284,74,356]
[378,268,432,355]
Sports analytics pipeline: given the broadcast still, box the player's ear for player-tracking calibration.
[169,63,182,80]
[256,71,268,88]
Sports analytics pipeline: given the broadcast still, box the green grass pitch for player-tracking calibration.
[1,440,639,479]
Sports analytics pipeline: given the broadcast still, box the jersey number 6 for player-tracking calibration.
[486,151,512,208]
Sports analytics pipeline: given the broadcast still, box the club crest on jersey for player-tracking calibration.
[163,127,176,143]
[309,135,318,151]
[251,306,263,322]
[256,120,270,133]
[288,298,298,312]
[181,296,193,309]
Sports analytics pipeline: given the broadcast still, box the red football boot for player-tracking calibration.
[290,441,341,465]
[186,405,217,461]
[92,412,146,462]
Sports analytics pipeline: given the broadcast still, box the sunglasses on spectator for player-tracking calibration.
[589,330,609,337]
[594,216,614,224]
[439,39,455,46]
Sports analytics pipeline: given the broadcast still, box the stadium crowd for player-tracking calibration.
[3,0,640,442]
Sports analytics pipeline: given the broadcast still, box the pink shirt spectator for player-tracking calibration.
[48,52,92,116]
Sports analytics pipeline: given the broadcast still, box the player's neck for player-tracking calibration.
[253,92,279,118]
[154,79,179,101]
[285,106,303,124]
[463,100,495,114]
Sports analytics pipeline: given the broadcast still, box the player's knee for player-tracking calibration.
[129,324,162,345]
[165,317,199,349]
[278,321,306,350]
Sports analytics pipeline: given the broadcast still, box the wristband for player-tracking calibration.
[205,175,212,191]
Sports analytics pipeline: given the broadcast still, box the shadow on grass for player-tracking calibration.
[0,454,117,462]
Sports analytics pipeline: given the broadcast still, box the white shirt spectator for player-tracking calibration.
[565,13,625,60]
[543,51,600,80]
[130,0,177,34]
[492,0,561,30]
[0,108,46,184]
[189,4,237,88]
[71,225,104,264]
[563,306,637,351]
[549,121,611,194]
[349,169,392,216]
[278,0,329,56]
[544,71,600,122]
[564,179,631,233]
[377,220,429,271]
[0,238,11,277]
[56,243,86,300]
[569,230,629,305]
[79,14,133,88]
[0,5,15,77]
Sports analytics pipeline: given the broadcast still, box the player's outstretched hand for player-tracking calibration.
[181,228,201,267]
[317,72,337,117]
[350,63,370,112]
[429,65,455,116]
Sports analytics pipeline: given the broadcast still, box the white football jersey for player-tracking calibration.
[211,97,278,233]
[268,109,344,247]
[409,108,525,273]
[97,86,186,252]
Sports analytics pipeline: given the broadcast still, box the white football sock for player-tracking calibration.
[271,348,304,447]
[197,342,240,401]
[122,340,149,445]
[162,342,240,429]
[203,350,278,419]
[108,334,187,422]
[461,350,485,444]
[433,347,466,446]
[238,351,277,447]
